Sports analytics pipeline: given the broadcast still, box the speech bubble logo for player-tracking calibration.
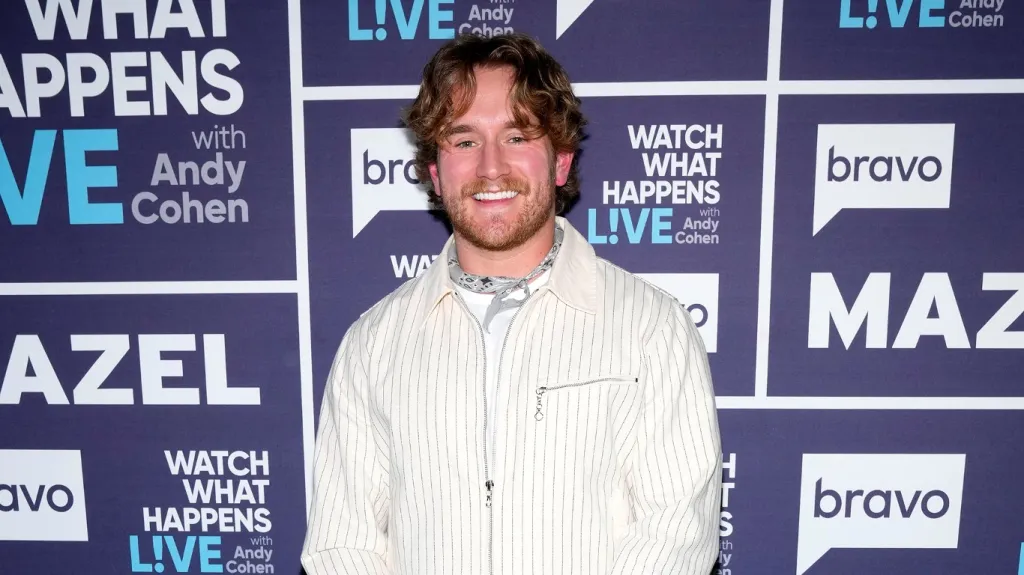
[0,449,89,541]
[637,273,719,353]
[350,128,429,238]
[796,453,966,575]
[812,123,956,235]
[557,0,597,38]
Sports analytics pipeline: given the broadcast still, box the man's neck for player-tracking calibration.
[454,222,556,278]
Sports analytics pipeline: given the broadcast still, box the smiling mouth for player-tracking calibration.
[472,191,519,201]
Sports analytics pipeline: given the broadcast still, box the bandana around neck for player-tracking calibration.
[449,224,564,332]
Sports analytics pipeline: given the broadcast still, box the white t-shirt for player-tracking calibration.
[455,270,550,450]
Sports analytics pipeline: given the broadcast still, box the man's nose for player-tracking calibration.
[476,140,511,181]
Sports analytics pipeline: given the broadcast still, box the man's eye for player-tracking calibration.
[509,136,525,144]
[454,140,474,148]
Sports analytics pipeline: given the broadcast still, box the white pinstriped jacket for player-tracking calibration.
[301,217,722,575]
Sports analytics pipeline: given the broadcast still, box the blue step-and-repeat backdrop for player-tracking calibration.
[1,1,1022,574]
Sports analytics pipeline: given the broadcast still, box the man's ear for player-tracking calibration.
[554,151,574,186]
[429,161,441,191]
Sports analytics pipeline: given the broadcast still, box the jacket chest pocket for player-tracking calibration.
[534,375,638,422]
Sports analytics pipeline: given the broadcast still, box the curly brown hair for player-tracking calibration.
[403,32,587,214]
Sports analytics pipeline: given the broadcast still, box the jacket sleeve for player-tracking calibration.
[301,320,392,575]
[609,302,723,575]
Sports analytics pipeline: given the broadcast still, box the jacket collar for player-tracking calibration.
[416,216,598,328]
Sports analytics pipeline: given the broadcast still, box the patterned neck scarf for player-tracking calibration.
[449,224,564,332]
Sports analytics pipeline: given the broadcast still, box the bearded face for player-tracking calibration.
[429,66,573,255]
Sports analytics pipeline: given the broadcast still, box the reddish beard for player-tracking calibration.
[442,173,556,253]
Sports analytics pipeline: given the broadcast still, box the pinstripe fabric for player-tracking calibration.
[301,217,722,575]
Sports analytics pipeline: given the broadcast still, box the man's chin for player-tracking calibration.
[449,202,554,252]
[458,226,522,252]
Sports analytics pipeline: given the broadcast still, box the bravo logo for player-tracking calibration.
[351,128,427,238]
[796,453,966,575]
[557,0,598,38]
[0,449,89,541]
[813,123,955,235]
[637,273,719,353]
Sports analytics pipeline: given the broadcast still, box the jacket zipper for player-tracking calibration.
[535,376,639,421]
[453,288,538,575]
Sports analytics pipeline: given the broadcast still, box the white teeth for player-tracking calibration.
[473,191,518,201]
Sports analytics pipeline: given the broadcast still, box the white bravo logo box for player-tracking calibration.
[0,449,89,541]
[813,123,956,235]
[796,453,966,575]
[350,128,428,238]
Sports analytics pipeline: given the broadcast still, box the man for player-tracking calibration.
[301,33,722,575]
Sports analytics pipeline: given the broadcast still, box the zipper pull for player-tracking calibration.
[485,480,494,508]
[535,388,546,421]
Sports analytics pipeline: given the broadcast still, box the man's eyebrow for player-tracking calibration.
[446,124,474,136]
[443,122,534,139]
